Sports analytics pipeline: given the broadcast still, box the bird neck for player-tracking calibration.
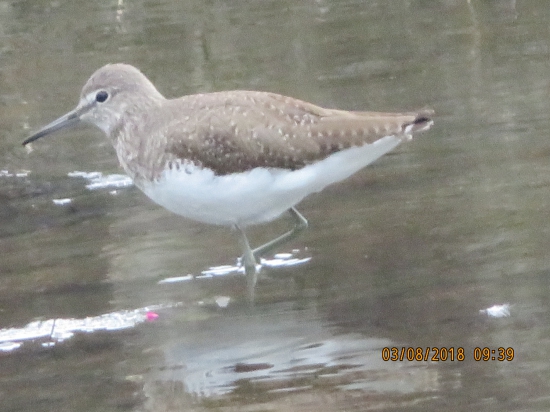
[111,100,170,183]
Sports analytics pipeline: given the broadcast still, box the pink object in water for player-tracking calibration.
[146,311,159,321]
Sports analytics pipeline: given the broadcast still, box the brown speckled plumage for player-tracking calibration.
[69,65,432,181]
[158,92,432,177]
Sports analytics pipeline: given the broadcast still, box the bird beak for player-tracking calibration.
[22,108,81,146]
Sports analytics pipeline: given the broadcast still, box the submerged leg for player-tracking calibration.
[235,225,259,302]
[252,207,308,259]
[235,208,308,302]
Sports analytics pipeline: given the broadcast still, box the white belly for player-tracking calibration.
[138,135,402,227]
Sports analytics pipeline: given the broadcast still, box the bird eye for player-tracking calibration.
[95,91,109,103]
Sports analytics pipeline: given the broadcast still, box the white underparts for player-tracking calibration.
[139,135,402,227]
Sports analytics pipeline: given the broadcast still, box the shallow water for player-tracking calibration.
[1,0,550,410]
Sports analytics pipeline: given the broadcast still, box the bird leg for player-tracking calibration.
[235,225,259,302]
[252,207,308,259]
[235,207,308,302]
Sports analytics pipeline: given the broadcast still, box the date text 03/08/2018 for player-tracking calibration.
[381,347,514,362]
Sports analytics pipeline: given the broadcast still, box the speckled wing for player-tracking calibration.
[162,91,433,176]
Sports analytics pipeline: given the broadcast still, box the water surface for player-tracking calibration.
[1,0,550,410]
